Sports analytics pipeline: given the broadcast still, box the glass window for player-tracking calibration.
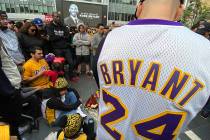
[0,4,6,11]
[15,4,20,13]
[116,0,121,3]
[125,13,128,21]
[34,5,39,13]
[115,12,119,20]
[29,4,34,13]
[5,3,10,13]
[4,0,10,3]
[43,6,48,13]
[20,4,24,13]
[24,5,29,13]
[119,13,122,21]
[108,12,111,20]
[121,13,125,21]
[43,0,47,4]
[9,0,15,4]
[38,5,43,13]
[23,0,29,4]
[52,6,56,12]
[128,14,132,21]
[10,4,15,13]
[34,5,38,10]
[43,0,55,5]
[11,7,15,13]
[108,12,115,20]
[133,0,137,5]
[48,6,54,13]
[122,0,130,4]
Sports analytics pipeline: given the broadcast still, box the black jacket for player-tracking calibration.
[17,32,44,60]
[46,22,70,49]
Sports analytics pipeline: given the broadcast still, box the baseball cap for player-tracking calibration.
[196,21,210,35]
[45,53,55,63]
[63,114,83,138]
[54,77,69,89]
[32,18,43,26]
[53,57,65,63]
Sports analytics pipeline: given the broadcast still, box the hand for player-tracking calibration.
[77,40,83,43]
[41,35,49,40]
[46,35,49,40]
[79,98,83,103]
[38,70,49,77]
[35,86,46,90]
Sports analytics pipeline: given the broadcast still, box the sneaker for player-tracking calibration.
[18,124,30,135]
[86,71,93,77]
[76,72,81,76]
[200,110,209,119]
[70,76,80,82]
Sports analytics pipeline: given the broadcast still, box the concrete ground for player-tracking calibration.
[24,75,210,140]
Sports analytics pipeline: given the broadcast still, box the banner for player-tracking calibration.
[62,1,107,27]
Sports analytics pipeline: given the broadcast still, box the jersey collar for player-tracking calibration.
[128,19,183,26]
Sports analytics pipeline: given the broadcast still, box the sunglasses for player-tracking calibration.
[30,29,37,32]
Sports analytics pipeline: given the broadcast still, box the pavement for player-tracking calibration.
[23,75,210,140]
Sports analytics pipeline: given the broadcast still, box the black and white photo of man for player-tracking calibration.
[64,4,84,27]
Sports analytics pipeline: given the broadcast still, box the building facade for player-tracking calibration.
[0,0,196,25]
[0,0,56,20]
[0,0,135,25]
[108,0,136,25]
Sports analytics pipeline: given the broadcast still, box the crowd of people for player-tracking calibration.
[0,0,210,139]
[0,9,109,140]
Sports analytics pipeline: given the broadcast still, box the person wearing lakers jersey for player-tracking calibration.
[22,46,52,88]
[95,0,210,139]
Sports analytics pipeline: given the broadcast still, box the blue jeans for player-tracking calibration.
[202,97,210,112]
[63,91,77,105]
[53,91,78,126]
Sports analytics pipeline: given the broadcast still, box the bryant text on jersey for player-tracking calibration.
[99,59,205,108]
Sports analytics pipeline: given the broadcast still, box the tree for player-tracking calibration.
[181,0,210,27]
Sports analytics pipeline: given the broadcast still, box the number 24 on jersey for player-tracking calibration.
[100,88,187,140]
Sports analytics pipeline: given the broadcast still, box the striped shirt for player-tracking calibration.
[0,29,25,64]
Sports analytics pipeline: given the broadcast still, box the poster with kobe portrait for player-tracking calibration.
[61,0,108,27]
